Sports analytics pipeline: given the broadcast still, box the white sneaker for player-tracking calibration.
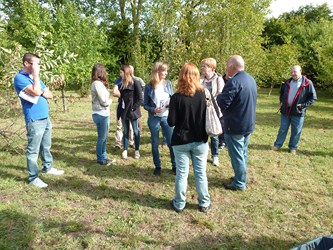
[98,158,116,166]
[212,157,219,166]
[106,158,116,164]
[46,167,65,175]
[29,177,48,188]
[122,150,128,159]
[134,150,140,159]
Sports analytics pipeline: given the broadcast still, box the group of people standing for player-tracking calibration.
[90,55,258,213]
[14,52,317,214]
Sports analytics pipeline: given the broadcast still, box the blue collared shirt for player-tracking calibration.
[14,70,49,123]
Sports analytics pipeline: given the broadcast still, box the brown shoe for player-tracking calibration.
[290,149,297,155]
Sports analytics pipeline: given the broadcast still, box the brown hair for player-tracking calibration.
[23,52,40,64]
[91,63,109,88]
[176,63,204,96]
[149,62,168,88]
[120,64,133,88]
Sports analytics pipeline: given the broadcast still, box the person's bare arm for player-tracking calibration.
[24,62,43,96]
[41,88,53,99]
[113,85,121,97]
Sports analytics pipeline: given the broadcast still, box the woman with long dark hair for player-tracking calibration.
[91,63,115,166]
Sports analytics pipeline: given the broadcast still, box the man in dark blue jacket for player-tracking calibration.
[273,65,317,154]
[217,55,257,191]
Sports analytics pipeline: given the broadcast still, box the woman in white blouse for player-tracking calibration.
[91,63,115,166]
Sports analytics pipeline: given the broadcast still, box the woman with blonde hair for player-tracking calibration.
[91,63,115,166]
[114,64,143,159]
[167,63,210,213]
[201,58,225,166]
[144,62,175,176]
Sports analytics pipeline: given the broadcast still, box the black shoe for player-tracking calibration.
[153,168,161,176]
[114,145,121,150]
[218,142,226,149]
[172,167,176,175]
[129,144,135,149]
[223,183,245,191]
[171,200,183,213]
[199,205,210,213]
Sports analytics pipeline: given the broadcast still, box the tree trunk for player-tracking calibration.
[61,86,67,112]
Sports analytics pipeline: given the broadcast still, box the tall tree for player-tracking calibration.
[2,0,110,92]
[149,0,270,80]
[262,3,333,87]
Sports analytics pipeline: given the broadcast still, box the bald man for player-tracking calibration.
[273,65,317,154]
[217,55,257,191]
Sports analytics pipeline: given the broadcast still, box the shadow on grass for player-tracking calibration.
[0,209,35,249]
[249,143,333,157]
[43,175,175,210]
[0,208,299,249]
[50,123,174,184]
[0,162,176,211]
[0,166,26,183]
[0,208,107,249]
[173,233,298,249]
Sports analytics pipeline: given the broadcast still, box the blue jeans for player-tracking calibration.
[147,116,175,169]
[122,118,140,150]
[210,135,219,157]
[26,118,53,182]
[172,142,210,210]
[224,133,251,190]
[274,114,305,150]
[92,114,110,163]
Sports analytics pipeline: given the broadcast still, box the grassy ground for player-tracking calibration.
[0,88,332,249]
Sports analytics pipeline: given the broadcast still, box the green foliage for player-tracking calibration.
[48,1,109,91]
[1,0,112,92]
[149,0,271,81]
[260,44,299,87]
[0,44,23,89]
[1,0,333,91]
[262,3,333,89]
[2,0,51,50]
[313,20,333,90]
[281,3,333,22]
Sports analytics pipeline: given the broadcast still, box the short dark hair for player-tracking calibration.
[23,53,40,64]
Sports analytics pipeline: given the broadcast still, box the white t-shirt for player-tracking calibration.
[155,84,170,117]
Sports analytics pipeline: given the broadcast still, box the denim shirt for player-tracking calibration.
[144,80,174,118]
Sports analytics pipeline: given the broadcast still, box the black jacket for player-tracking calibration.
[279,76,317,117]
[168,90,208,146]
[117,78,143,120]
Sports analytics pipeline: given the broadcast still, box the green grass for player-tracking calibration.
[0,88,332,249]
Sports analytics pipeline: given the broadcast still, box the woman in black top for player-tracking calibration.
[168,63,210,213]
[114,64,143,159]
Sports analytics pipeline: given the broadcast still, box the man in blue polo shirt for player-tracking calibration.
[14,53,64,188]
